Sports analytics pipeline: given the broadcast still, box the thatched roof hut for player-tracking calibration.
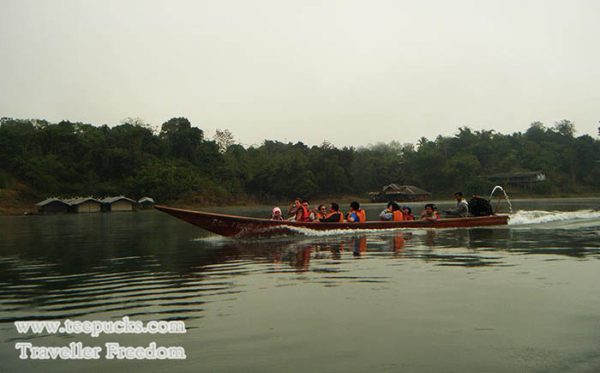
[36,198,70,214]
[64,197,102,213]
[138,197,155,209]
[370,184,431,202]
[101,196,136,212]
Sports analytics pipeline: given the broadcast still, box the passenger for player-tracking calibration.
[271,207,284,221]
[402,206,415,221]
[295,199,311,222]
[444,191,470,217]
[420,203,440,221]
[320,202,344,222]
[287,197,302,219]
[312,204,327,221]
[346,201,367,222]
[379,202,394,221]
[380,202,403,221]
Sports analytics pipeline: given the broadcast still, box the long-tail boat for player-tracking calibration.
[155,205,509,238]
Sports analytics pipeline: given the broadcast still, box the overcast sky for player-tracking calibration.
[1,0,599,147]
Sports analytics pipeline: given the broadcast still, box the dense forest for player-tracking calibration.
[0,117,599,205]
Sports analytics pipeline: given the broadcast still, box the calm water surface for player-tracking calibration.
[1,198,600,372]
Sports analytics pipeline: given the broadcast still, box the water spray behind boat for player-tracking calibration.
[489,185,513,214]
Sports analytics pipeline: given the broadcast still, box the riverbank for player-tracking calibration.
[0,186,38,215]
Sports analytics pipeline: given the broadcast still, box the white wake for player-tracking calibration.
[508,209,600,225]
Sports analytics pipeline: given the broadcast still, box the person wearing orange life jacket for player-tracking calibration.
[390,202,403,221]
[347,201,367,222]
[420,203,440,221]
[319,202,344,222]
[380,201,403,221]
[295,199,311,222]
[312,204,327,221]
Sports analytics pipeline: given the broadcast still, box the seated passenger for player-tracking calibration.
[287,197,302,219]
[295,199,311,222]
[444,192,470,217]
[420,203,440,221]
[271,207,284,221]
[320,202,344,222]
[402,206,415,221]
[380,202,403,221]
[347,201,367,222]
[312,204,327,221]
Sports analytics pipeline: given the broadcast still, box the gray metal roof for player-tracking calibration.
[138,197,155,203]
[64,197,102,206]
[100,196,136,204]
[36,198,70,207]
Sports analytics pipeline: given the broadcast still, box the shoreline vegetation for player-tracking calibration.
[1,116,599,216]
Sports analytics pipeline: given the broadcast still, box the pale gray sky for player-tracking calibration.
[1,0,599,147]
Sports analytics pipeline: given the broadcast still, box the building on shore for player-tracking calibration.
[138,197,155,209]
[36,198,71,214]
[101,196,137,212]
[65,197,103,213]
[369,184,431,202]
[35,195,143,214]
[487,171,546,189]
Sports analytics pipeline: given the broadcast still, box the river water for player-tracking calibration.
[1,198,599,372]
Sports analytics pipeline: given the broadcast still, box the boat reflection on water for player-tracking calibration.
[207,233,412,272]
[197,229,516,271]
[191,227,528,272]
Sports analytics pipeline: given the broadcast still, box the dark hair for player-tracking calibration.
[318,204,326,210]
[424,203,436,210]
[402,206,412,214]
[350,201,360,210]
[387,201,400,211]
[302,199,309,204]
[331,202,340,211]
[455,192,463,197]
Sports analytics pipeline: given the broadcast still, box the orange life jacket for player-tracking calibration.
[296,205,310,222]
[392,210,404,222]
[347,209,366,223]
[356,209,367,222]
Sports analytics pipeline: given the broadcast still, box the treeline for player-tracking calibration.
[0,117,599,203]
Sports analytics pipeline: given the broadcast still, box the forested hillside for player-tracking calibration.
[1,117,598,205]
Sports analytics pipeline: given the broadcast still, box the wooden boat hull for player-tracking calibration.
[155,205,509,238]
